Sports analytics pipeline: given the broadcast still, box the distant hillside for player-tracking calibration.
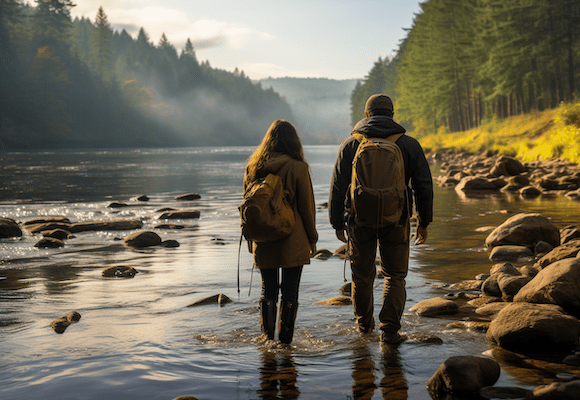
[259,77,360,144]
[0,3,293,150]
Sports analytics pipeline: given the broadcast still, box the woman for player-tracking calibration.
[244,120,318,344]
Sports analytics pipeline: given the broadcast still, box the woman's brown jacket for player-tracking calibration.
[243,153,318,269]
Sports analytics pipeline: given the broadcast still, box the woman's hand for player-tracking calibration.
[309,242,317,257]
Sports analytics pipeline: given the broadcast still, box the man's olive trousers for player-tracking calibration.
[347,222,409,334]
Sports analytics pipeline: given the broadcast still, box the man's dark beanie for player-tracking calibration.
[365,94,394,115]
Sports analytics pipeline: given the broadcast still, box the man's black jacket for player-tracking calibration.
[329,116,434,231]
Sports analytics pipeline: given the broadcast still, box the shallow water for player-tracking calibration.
[1,146,579,400]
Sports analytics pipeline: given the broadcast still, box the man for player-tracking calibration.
[329,94,433,344]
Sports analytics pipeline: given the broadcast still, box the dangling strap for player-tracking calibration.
[248,263,254,297]
[343,232,352,283]
[237,234,243,296]
[237,234,256,297]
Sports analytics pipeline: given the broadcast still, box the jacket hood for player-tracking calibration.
[260,153,294,175]
[352,116,406,139]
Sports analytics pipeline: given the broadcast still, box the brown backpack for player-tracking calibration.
[350,132,406,228]
[239,172,295,242]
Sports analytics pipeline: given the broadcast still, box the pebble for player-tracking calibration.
[563,354,580,366]
[556,372,578,381]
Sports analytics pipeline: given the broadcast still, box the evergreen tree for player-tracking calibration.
[90,6,114,84]
[32,0,75,56]
[350,57,398,125]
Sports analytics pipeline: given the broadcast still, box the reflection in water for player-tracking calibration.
[352,343,378,399]
[351,341,409,399]
[492,347,580,387]
[379,344,408,400]
[258,348,299,400]
[39,263,80,295]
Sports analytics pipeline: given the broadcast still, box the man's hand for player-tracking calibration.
[310,242,317,257]
[335,229,347,243]
[415,226,428,245]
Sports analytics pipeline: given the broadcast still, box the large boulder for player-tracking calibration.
[481,274,503,298]
[481,263,522,298]
[490,156,526,177]
[455,176,499,192]
[497,274,531,298]
[34,237,65,248]
[514,257,580,313]
[560,225,580,244]
[426,356,500,394]
[537,238,580,268]
[0,217,22,238]
[42,228,72,240]
[486,302,580,351]
[489,245,533,262]
[485,213,560,248]
[409,298,459,317]
[124,231,162,248]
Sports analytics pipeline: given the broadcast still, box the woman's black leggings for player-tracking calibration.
[259,266,303,303]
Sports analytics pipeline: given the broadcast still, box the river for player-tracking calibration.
[1,146,579,400]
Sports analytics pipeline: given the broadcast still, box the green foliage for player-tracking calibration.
[350,56,398,126]
[355,0,580,145]
[0,1,293,149]
[90,6,114,84]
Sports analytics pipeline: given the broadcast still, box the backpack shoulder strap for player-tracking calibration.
[352,132,366,144]
[352,132,404,144]
[386,133,404,143]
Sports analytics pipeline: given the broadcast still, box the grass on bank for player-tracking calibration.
[413,101,580,164]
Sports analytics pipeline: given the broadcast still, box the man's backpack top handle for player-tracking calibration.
[350,132,406,228]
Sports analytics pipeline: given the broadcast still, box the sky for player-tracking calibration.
[70,0,423,81]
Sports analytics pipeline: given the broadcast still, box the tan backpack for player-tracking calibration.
[239,172,295,242]
[350,132,406,228]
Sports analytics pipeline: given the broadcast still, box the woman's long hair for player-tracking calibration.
[245,120,305,184]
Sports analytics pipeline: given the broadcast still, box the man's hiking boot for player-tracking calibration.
[260,299,277,340]
[278,300,298,344]
[380,331,406,345]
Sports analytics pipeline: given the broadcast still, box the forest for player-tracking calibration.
[0,0,293,149]
[351,0,580,134]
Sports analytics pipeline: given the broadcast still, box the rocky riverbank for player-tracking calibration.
[413,150,580,399]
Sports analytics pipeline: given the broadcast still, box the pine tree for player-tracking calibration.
[90,6,114,84]
[33,0,75,56]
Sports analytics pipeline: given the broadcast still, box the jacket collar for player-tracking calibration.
[352,116,406,139]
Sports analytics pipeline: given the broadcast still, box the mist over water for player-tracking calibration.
[2,146,580,399]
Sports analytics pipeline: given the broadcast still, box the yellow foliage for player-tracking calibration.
[414,102,580,164]
[121,79,154,108]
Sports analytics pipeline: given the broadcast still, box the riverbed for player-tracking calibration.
[1,146,579,399]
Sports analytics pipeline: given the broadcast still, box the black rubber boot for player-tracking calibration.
[260,299,277,340]
[278,301,298,344]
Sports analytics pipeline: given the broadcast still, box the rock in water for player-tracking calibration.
[124,231,162,248]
